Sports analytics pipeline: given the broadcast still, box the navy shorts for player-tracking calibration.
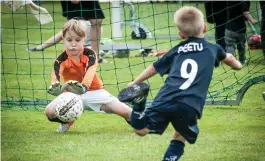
[145,101,199,144]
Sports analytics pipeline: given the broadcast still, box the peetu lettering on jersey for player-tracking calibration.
[152,37,226,118]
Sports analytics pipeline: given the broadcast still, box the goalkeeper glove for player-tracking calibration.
[47,82,66,96]
[64,80,88,95]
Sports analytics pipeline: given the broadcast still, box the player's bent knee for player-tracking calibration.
[45,103,56,118]
[173,131,186,143]
[134,129,148,136]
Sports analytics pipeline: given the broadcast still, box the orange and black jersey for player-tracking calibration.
[51,48,103,90]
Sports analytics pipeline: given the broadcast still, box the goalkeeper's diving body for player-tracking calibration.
[45,19,131,132]
[118,6,243,161]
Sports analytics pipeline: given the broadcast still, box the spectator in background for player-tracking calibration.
[3,0,52,24]
[27,20,100,51]
[259,1,265,101]
[28,0,106,63]
[61,0,105,62]
[205,1,227,50]
[260,1,265,58]
[27,31,64,52]
[225,1,258,64]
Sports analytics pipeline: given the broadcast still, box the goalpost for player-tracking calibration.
[1,1,264,109]
[111,1,122,39]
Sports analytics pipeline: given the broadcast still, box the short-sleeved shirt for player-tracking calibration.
[152,37,226,118]
[226,1,250,33]
[61,1,105,20]
[51,48,103,91]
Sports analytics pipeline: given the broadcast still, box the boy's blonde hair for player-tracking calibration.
[62,19,88,38]
[174,6,204,37]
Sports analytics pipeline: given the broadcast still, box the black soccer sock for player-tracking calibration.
[132,98,146,112]
[130,99,147,129]
[48,117,67,124]
[162,140,185,161]
[130,109,147,130]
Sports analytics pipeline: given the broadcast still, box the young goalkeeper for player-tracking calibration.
[118,6,242,161]
[45,19,131,132]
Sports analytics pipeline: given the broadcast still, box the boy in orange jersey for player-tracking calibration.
[45,19,132,132]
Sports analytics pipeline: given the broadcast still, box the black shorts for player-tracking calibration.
[145,101,199,144]
[61,1,105,20]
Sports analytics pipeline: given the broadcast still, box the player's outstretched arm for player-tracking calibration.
[128,64,157,87]
[222,53,242,70]
[151,49,169,57]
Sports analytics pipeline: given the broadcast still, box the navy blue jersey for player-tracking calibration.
[153,37,226,118]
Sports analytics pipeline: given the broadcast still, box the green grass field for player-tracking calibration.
[1,1,265,161]
[2,88,265,161]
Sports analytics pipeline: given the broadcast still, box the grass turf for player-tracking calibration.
[2,93,265,161]
[1,1,265,161]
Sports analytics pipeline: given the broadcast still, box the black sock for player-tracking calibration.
[162,140,185,161]
[133,98,146,112]
[130,99,147,129]
[130,109,147,130]
[48,117,67,124]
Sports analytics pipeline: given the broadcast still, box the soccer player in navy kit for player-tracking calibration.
[118,6,242,161]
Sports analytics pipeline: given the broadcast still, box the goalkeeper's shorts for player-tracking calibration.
[81,89,118,112]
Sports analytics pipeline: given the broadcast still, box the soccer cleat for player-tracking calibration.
[57,122,74,133]
[118,82,149,103]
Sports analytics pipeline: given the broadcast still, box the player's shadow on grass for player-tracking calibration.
[213,107,265,111]
[53,131,87,135]
[52,128,132,136]
[208,107,242,110]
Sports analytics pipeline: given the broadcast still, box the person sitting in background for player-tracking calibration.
[260,1,265,101]
[3,0,52,25]
[28,30,67,52]
[27,20,102,52]
[28,0,107,63]
[260,1,265,58]
[225,1,258,64]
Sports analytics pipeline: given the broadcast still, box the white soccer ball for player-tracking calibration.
[53,92,83,122]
